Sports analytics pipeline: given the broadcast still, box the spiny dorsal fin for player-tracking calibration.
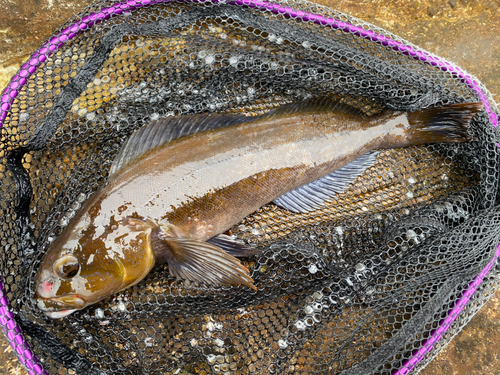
[110,98,367,176]
[110,113,254,176]
[273,151,379,213]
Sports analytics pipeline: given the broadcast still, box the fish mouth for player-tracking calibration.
[36,295,85,316]
[44,309,78,319]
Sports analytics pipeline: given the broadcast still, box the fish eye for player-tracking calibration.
[54,255,80,279]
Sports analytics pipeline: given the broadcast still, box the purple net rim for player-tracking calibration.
[393,244,500,375]
[0,289,48,375]
[0,1,498,374]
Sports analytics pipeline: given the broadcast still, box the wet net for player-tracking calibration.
[1,0,500,374]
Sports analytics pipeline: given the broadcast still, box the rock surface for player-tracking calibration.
[0,0,498,374]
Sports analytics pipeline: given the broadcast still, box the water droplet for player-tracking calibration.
[304,305,314,314]
[278,339,288,349]
[313,291,323,300]
[366,286,375,295]
[205,54,215,65]
[82,333,93,343]
[294,320,306,331]
[229,56,239,66]
[19,112,29,122]
[251,228,261,236]
[355,263,366,272]
[308,264,318,274]
[64,210,75,219]
[406,230,417,239]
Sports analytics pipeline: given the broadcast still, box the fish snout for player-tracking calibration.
[34,272,85,315]
[35,295,79,318]
[35,294,85,313]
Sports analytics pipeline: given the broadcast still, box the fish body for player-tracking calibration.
[34,99,482,318]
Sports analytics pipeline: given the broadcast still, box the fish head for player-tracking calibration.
[34,215,134,318]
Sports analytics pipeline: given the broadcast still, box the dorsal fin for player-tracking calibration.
[110,113,254,176]
[110,98,367,176]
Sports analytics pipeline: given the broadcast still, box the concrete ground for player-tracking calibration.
[0,0,499,373]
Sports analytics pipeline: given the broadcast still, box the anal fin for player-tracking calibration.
[273,151,379,213]
[163,237,256,290]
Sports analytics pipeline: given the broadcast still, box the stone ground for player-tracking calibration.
[0,0,499,373]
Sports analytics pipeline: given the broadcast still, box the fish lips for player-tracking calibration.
[36,295,85,318]
[44,309,78,319]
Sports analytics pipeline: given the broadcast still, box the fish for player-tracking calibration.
[33,98,482,318]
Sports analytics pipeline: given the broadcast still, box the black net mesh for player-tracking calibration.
[1,0,500,374]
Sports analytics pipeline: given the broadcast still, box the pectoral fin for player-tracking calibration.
[161,238,256,290]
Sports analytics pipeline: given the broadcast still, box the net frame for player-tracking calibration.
[0,1,498,374]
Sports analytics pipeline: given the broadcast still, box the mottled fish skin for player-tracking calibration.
[34,99,482,317]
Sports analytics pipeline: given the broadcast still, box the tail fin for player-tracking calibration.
[406,102,483,144]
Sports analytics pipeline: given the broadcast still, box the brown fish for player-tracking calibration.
[34,99,482,318]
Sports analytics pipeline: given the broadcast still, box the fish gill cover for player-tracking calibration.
[0,0,499,374]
